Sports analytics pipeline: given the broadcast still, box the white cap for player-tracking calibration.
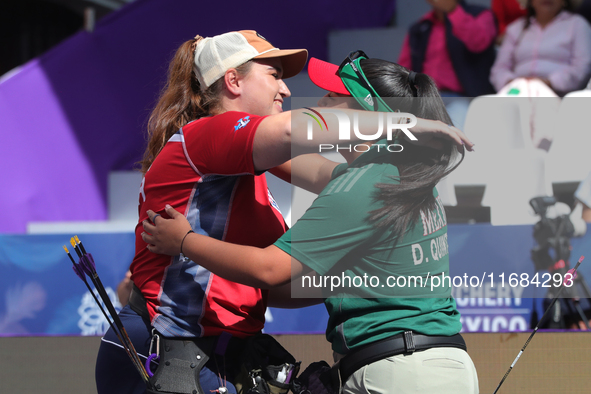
[193,30,308,89]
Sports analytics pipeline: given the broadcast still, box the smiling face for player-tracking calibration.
[237,58,291,116]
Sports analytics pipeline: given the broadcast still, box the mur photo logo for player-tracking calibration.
[303,107,419,152]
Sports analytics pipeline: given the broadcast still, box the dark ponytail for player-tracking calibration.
[359,59,463,237]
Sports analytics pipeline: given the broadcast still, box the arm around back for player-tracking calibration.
[252,108,474,172]
[142,205,304,289]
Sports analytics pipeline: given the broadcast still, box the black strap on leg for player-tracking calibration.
[147,335,215,394]
[130,285,243,394]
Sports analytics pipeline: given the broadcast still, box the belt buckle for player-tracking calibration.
[403,331,415,354]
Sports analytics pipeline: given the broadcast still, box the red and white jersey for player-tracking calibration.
[131,111,287,338]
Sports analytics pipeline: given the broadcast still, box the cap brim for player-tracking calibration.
[255,49,308,79]
[307,57,351,95]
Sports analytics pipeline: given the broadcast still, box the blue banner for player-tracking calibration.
[1,224,590,336]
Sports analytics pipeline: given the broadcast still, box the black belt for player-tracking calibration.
[339,332,467,383]
[128,283,151,321]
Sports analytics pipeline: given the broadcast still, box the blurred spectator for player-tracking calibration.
[575,170,591,223]
[398,0,497,130]
[492,0,527,44]
[490,0,591,96]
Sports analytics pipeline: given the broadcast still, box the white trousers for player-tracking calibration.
[340,347,479,394]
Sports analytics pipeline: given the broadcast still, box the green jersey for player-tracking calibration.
[275,141,461,353]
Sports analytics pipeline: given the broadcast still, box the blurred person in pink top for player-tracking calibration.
[490,0,591,96]
[398,0,497,130]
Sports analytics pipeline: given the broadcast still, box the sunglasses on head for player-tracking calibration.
[337,50,370,78]
[337,50,395,113]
